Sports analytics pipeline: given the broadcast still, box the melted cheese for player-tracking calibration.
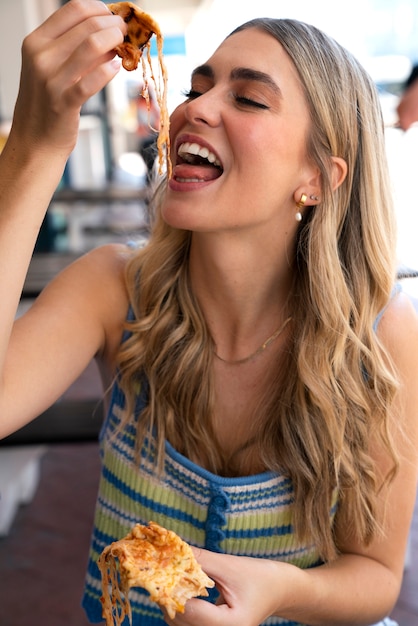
[98,521,215,625]
[108,2,171,177]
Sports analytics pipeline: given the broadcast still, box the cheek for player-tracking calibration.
[168,105,185,145]
[237,126,282,179]
[236,119,282,158]
[249,126,308,178]
[170,102,186,132]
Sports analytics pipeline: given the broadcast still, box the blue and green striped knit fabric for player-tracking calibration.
[81,376,336,625]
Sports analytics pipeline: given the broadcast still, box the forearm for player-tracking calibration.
[0,130,68,252]
[0,133,68,344]
[273,553,400,625]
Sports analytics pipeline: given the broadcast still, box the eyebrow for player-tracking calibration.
[191,64,282,96]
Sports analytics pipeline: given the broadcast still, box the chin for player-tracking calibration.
[160,207,197,232]
[160,198,207,232]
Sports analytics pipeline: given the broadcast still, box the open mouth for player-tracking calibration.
[174,141,223,182]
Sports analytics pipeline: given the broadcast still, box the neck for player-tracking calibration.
[213,315,292,365]
[188,232,293,360]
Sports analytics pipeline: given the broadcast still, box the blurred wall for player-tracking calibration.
[0,0,58,122]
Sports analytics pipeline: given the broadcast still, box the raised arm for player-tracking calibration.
[0,0,128,435]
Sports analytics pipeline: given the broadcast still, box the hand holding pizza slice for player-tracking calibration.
[98,521,215,625]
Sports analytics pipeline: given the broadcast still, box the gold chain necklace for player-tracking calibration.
[214,316,292,365]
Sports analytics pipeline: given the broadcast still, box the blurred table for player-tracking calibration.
[50,186,150,253]
[52,186,148,204]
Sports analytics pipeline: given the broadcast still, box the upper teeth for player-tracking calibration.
[178,142,221,168]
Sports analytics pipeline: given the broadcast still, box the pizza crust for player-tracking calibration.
[98,521,215,624]
[108,2,160,71]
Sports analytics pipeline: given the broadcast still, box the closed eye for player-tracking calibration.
[235,96,269,109]
[182,89,270,110]
[182,89,202,100]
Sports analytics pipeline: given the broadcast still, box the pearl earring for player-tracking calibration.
[295,193,307,222]
[310,194,320,202]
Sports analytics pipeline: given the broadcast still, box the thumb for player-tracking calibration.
[191,546,222,578]
[191,547,238,587]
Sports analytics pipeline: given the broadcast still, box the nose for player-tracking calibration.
[184,89,222,127]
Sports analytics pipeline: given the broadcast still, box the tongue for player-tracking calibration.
[173,163,222,181]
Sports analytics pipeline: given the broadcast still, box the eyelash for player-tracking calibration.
[182,89,201,100]
[182,89,269,110]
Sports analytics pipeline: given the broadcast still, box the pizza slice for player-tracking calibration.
[107,1,171,177]
[107,1,161,71]
[98,521,215,625]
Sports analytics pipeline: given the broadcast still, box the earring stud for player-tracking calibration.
[295,193,307,222]
[310,194,320,202]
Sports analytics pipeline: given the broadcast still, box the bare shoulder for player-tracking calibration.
[377,288,418,439]
[377,288,418,360]
[336,289,418,572]
[63,242,131,280]
[69,243,134,361]
[39,242,131,309]
[28,242,135,363]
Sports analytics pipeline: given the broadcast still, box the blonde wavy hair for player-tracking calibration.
[116,18,399,562]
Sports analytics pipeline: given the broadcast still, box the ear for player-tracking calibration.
[294,156,348,206]
[294,164,322,207]
[330,156,347,191]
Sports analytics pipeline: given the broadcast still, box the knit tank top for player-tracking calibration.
[81,286,401,625]
[81,374,336,625]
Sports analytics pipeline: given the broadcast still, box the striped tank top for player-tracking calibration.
[81,374,337,625]
[81,283,402,625]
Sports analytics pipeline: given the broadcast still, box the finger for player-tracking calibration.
[190,546,230,582]
[178,597,230,626]
[24,15,125,86]
[54,21,125,82]
[45,15,126,66]
[60,57,122,109]
[25,21,125,118]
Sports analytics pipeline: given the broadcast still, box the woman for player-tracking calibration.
[0,1,417,625]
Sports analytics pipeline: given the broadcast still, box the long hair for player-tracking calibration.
[116,18,399,561]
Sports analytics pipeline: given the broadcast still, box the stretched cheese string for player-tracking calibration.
[98,550,132,626]
[141,32,171,179]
